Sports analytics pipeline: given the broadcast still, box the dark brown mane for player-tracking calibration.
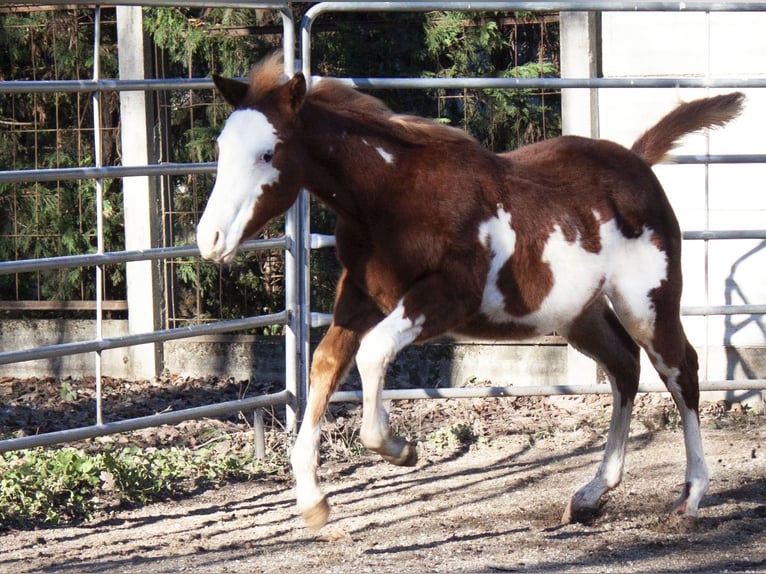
[308,78,477,145]
[245,53,476,146]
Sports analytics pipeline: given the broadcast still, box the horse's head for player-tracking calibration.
[197,55,306,263]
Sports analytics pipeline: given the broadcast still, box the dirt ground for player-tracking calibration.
[0,377,764,573]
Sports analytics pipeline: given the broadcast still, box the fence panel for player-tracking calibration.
[300,1,766,406]
[0,1,304,453]
[1,1,765,457]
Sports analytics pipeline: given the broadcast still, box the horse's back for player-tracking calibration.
[498,135,680,239]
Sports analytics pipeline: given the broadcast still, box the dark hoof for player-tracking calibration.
[561,500,602,525]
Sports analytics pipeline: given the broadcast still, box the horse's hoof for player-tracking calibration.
[381,439,418,467]
[561,500,601,525]
[301,497,330,530]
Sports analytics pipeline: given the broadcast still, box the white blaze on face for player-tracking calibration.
[196,109,281,263]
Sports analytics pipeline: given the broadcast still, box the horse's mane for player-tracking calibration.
[309,79,477,145]
[247,52,476,146]
[246,52,290,101]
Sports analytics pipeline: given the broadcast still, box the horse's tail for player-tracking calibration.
[631,92,745,165]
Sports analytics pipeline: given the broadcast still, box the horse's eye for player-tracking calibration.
[260,151,274,163]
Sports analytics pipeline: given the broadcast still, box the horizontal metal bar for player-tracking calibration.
[0,236,288,275]
[310,312,334,329]
[330,379,766,403]
[0,77,215,95]
[0,311,289,366]
[0,162,216,184]
[683,230,766,240]
[6,74,766,97]
[2,152,762,188]
[305,2,766,16]
[0,389,293,454]
[310,233,337,249]
[3,151,762,187]
[306,306,763,328]
[339,76,766,90]
[670,154,766,165]
[682,305,766,316]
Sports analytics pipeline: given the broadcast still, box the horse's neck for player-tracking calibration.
[301,111,400,219]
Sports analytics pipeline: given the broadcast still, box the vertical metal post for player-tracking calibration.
[702,10,712,386]
[281,37,303,437]
[253,409,265,459]
[92,5,105,425]
[284,189,310,436]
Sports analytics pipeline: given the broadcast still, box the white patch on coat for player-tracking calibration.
[478,207,516,322]
[375,146,394,164]
[291,412,323,514]
[197,109,281,263]
[602,222,668,342]
[477,211,669,336]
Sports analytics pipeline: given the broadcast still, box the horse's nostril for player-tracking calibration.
[212,230,221,249]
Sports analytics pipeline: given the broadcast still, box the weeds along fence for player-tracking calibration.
[1,1,766,458]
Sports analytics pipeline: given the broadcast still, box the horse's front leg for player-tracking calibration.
[356,301,422,466]
[356,274,477,467]
[291,273,382,529]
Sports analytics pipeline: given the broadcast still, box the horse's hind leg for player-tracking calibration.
[562,299,641,524]
[647,325,708,527]
[613,282,708,527]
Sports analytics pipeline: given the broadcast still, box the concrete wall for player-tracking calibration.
[163,335,571,390]
[0,321,571,389]
[561,10,766,402]
[0,320,133,379]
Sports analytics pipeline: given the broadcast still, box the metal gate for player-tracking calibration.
[1,1,765,457]
[0,1,303,454]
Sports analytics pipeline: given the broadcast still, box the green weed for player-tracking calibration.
[0,443,285,527]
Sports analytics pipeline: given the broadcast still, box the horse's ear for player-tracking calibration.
[212,74,249,108]
[286,72,307,113]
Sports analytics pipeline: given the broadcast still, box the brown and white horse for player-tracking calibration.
[197,52,744,530]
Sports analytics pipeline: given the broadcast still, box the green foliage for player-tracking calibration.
[426,422,482,451]
[0,444,282,526]
[0,9,125,305]
[143,7,270,78]
[424,11,561,151]
[0,7,560,324]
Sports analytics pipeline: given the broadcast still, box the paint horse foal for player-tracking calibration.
[197,53,744,530]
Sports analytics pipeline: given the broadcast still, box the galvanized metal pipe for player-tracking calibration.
[339,76,766,90]
[0,389,293,454]
[0,311,289,366]
[0,237,288,275]
[7,75,766,97]
[0,162,216,184]
[301,2,766,85]
[330,380,766,404]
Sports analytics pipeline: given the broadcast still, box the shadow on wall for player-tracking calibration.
[723,239,766,403]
